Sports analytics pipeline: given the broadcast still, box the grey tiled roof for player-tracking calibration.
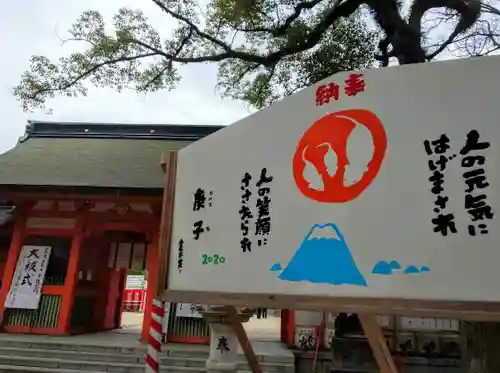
[0,121,224,189]
[0,138,190,188]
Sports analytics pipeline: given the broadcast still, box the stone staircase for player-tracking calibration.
[0,336,295,373]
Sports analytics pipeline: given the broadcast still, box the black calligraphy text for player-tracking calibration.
[423,134,457,236]
[216,336,230,354]
[192,188,213,241]
[460,130,493,236]
[240,172,253,252]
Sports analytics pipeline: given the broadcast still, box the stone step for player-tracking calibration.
[0,344,292,364]
[0,366,105,373]
[0,339,211,360]
[0,365,106,373]
[0,347,294,373]
[0,342,293,365]
[0,366,287,373]
[0,354,205,373]
[0,340,247,360]
[0,339,147,355]
[0,346,204,366]
[0,366,209,373]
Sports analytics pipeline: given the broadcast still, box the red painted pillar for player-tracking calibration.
[0,215,27,326]
[57,215,85,334]
[142,231,160,342]
[104,268,126,329]
[116,269,126,328]
[93,238,112,331]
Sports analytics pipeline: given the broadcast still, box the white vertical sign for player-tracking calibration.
[168,56,500,305]
[5,246,52,310]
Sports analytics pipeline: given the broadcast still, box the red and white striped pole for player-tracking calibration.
[146,298,164,373]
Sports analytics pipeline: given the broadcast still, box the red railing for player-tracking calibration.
[122,289,146,312]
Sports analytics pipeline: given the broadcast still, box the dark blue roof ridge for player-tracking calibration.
[21,120,225,142]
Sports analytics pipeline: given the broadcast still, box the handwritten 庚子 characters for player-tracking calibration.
[191,188,213,241]
[193,188,214,211]
[192,220,207,240]
[423,134,457,236]
[193,188,206,211]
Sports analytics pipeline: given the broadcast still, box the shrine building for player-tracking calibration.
[0,120,300,348]
[0,120,224,341]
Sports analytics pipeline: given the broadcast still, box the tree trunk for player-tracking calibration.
[463,321,500,373]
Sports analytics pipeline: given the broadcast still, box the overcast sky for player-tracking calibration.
[0,0,252,153]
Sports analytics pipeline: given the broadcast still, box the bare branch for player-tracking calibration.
[407,0,482,60]
[232,0,325,34]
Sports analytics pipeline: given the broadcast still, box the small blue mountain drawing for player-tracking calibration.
[420,266,431,272]
[270,263,282,271]
[278,223,367,286]
[390,260,401,270]
[404,265,420,274]
[372,261,394,275]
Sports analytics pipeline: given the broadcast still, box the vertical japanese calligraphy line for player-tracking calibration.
[255,168,273,247]
[423,134,457,236]
[240,168,274,252]
[459,130,494,236]
[5,246,51,310]
[176,239,184,273]
[240,173,253,252]
[192,188,212,241]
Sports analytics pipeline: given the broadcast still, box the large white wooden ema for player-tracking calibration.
[159,56,500,373]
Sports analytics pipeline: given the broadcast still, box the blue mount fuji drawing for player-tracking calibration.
[278,223,367,286]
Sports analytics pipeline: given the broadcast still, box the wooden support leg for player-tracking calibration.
[358,314,399,373]
[224,306,263,373]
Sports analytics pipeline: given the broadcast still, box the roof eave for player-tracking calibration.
[0,185,164,199]
[23,120,226,142]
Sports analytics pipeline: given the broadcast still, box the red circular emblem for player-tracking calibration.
[293,109,387,203]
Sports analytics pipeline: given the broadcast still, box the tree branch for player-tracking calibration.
[31,52,158,100]
[19,0,491,113]
[232,0,325,35]
[139,30,193,91]
[150,0,232,51]
[143,0,364,67]
[408,0,482,60]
